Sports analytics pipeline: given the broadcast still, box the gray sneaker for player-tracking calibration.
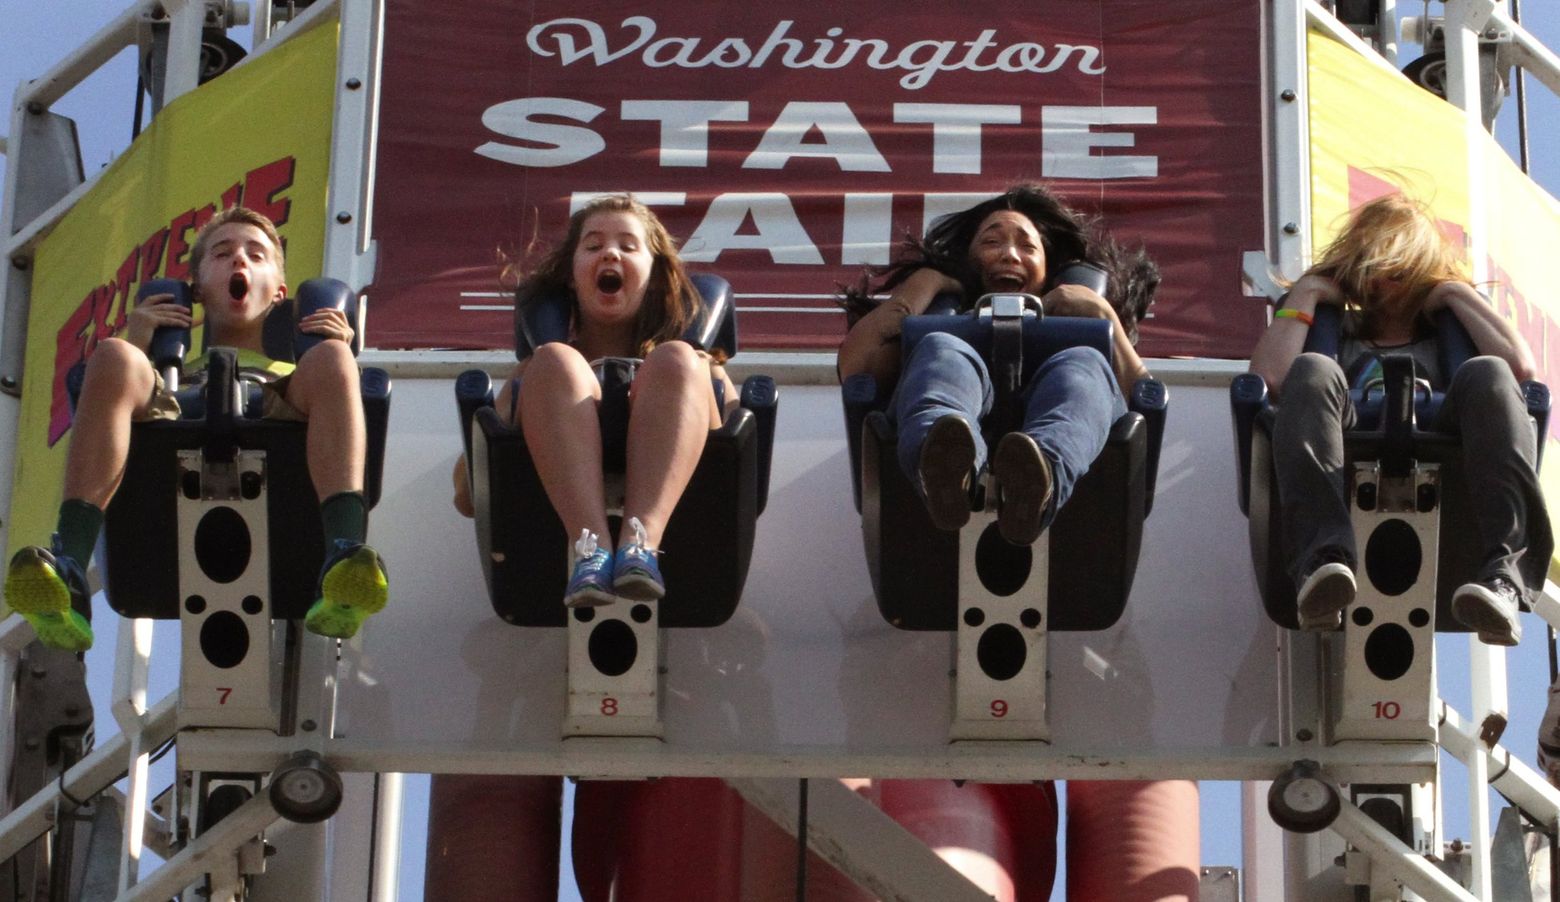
[1450,578,1522,646]
[1296,550,1355,631]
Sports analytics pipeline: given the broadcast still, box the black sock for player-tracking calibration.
[55,499,104,564]
[320,491,368,552]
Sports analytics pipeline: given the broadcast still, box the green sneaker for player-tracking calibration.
[5,544,93,652]
[304,541,389,639]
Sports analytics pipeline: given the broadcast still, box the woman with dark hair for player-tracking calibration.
[837,182,1159,544]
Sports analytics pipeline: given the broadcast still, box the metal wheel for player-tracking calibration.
[267,751,342,824]
[1267,759,1341,833]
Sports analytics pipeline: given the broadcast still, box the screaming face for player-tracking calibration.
[195,221,286,338]
[969,210,1048,295]
[572,210,656,330]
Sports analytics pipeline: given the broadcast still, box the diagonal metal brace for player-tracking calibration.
[0,696,176,865]
[728,778,992,902]
[1331,798,1479,902]
[115,788,279,902]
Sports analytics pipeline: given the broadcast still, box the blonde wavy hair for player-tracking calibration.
[1306,193,1469,335]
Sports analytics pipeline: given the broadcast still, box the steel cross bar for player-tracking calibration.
[0,694,176,864]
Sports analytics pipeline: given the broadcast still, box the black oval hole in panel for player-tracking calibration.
[1364,519,1421,597]
[200,611,250,669]
[195,507,251,584]
[974,524,1032,597]
[1364,623,1415,682]
[977,624,1027,682]
[588,619,638,677]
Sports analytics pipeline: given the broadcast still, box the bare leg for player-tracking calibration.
[63,338,158,507]
[516,344,611,543]
[283,340,365,499]
[620,341,716,548]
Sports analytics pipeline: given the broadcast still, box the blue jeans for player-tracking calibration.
[890,332,1125,525]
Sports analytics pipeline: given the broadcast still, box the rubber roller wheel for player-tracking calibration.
[1267,759,1341,833]
[268,751,343,824]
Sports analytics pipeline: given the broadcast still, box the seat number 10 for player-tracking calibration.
[1372,701,1401,720]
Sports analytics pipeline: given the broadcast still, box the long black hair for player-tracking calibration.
[840,182,1159,344]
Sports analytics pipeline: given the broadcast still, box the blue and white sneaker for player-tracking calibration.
[565,529,616,607]
[612,517,665,602]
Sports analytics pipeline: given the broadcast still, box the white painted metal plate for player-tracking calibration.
[331,377,1283,769]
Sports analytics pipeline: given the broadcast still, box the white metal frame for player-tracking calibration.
[3,0,1560,899]
[0,1,393,898]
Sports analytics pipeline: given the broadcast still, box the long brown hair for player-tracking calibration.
[1307,193,1469,337]
[515,194,700,358]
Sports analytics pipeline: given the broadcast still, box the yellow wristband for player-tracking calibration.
[1274,308,1314,326]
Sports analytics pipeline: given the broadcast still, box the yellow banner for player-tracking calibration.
[6,17,338,563]
[1309,31,1560,578]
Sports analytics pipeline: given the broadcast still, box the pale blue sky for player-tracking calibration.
[3,3,1558,900]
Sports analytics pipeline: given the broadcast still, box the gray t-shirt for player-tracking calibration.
[1338,333,1443,395]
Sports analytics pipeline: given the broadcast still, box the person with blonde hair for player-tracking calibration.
[5,206,388,648]
[1249,192,1548,643]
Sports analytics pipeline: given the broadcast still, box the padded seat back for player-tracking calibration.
[461,273,777,628]
[1231,306,1551,631]
[98,278,391,620]
[843,313,1168,632]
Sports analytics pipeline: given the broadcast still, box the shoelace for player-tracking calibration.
[622,517,657,562]
[574,528,602,562]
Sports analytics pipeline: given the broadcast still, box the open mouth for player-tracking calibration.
[228,272,249,301]
[987,272,1027,291]
[596,271,623,294]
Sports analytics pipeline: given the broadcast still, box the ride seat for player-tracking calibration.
[89,277,392,619]
[1229,305,1550,630]
[841,290,1169,632]
[456,273,779,628]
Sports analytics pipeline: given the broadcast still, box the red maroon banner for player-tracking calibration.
[371,2,1266,357]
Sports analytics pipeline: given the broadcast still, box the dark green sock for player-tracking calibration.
[320,491,368,552]
[55,499,104,564]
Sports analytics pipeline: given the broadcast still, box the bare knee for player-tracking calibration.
[81,338,154,405]
[522,344,595,396]
[287,341,360,419]
[637,341,704,387]
[295,340,359,390]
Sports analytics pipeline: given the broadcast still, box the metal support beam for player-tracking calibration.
[321,0,383,292]
[160,0,206,106]
[0,695,177,865]
[174,731,1442,784]
[728,778,991,902]
[1331,800,1480,901]
[1270,0,1313,281]
[1535,582,1560,632]
[115,790,280,902]
[1440,701,1560,829]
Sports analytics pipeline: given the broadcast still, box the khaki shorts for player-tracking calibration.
[140,370,305,422]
